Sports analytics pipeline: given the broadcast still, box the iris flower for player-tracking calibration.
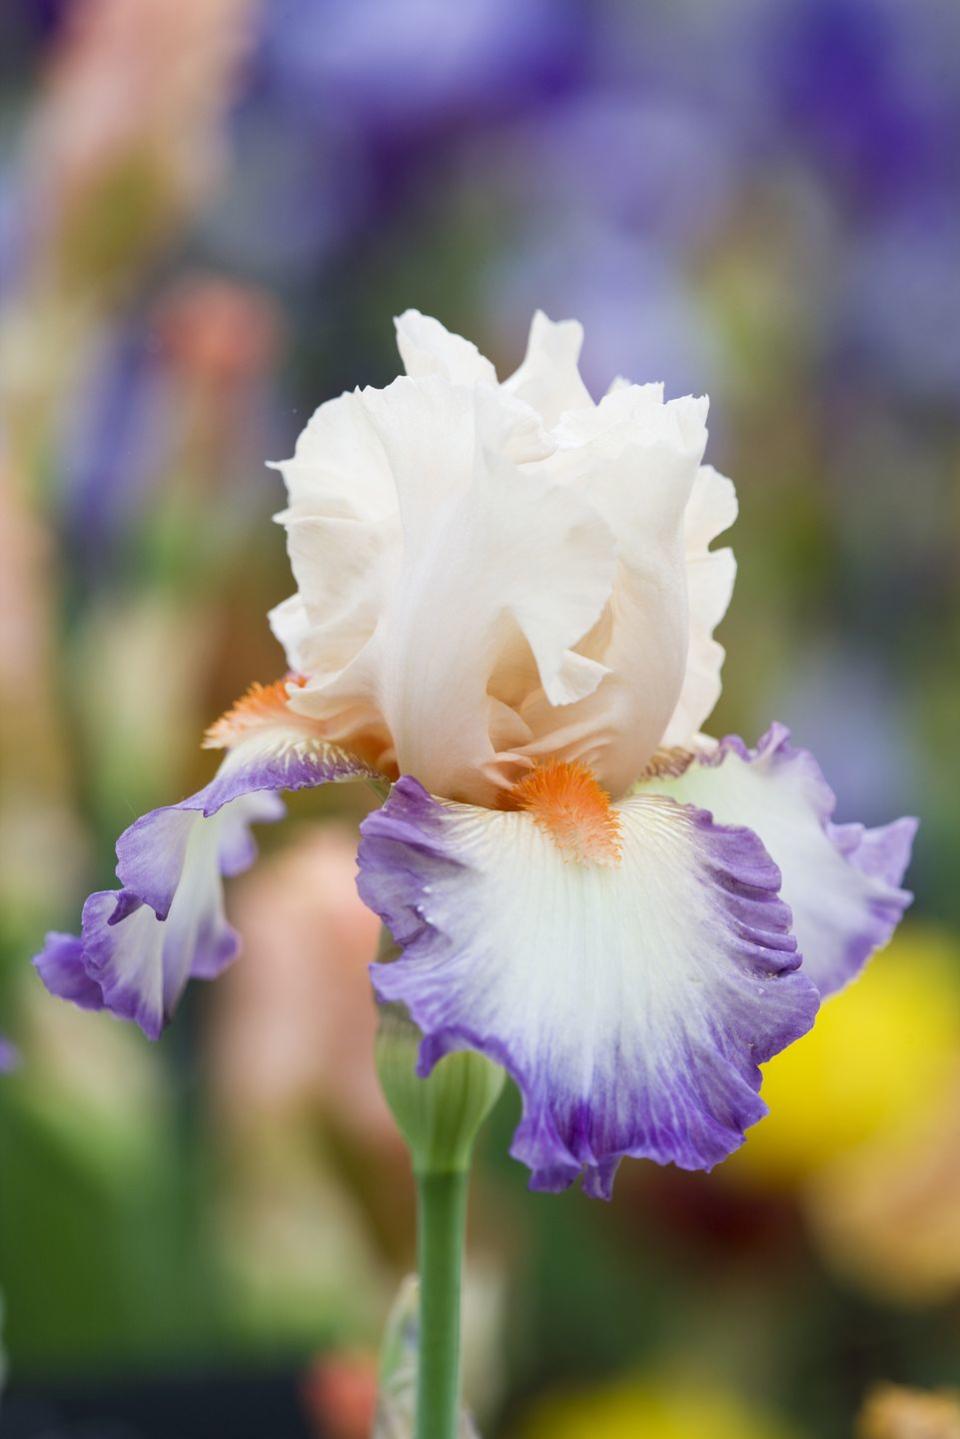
[35,311,915,1197]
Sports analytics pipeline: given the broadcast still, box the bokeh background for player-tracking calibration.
[1,2,959,1436]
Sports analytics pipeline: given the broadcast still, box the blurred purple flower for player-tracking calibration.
[480,93,741,254]
[487,219,722,401]
[58,276,284,571]
[254,0,584,138]
[58,323,168,564]
[779,645,919,826]
[842,203,960,400]
[0,0,68,96]
[198,101,370,280]
[591,0,770,136]
[207,0,586,280]
[761,0,960,207]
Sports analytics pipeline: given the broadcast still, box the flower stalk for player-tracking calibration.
[375,987,504,1439]
[414,1168,469,1439]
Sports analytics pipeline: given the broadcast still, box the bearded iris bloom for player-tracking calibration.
[35,310,915,1197]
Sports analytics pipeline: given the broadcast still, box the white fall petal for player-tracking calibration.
[360,774,820,1196]
[649,727,916,997]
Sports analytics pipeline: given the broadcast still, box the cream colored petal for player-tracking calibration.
[358,375,479,543]
[280,512,400,676]
[271,388,398,521]
[394,308,498,387]
[684,462,738,550]
[273,312,732,805]
[292,409,617,804]
[517,395,708,796]
[267,592,311,674]
[279,379,573,796]
[383,451,615,801]
[503,309,594,425]
[662,463,738,746]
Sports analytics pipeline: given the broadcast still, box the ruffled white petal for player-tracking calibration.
[273,311,734,803]
[268,592,313,674]
[274,511,399,679]
[515,390,709,795]
[662,464,737,746]
[302,415,617,804]
[503,310,593,424]
[395,308,497,388]
[272,388,397,521]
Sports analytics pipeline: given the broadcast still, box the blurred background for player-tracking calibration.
[0,1,959,1435]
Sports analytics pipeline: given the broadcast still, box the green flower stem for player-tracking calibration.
[375,984,505,1439]
[414,1166,470,1439]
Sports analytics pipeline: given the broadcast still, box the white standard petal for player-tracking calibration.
[267,593,312,676]
[360,773,818,1196]
[357,375,483,543]
[380,459,615,802]
[271,388,398,521]
[358,374,553,544]
[272,510,400,680]
[274,312,729,804]
[394,309,498,388]
[516,389,709,795]
[291,389,616,805]
[270,387,403,729]
[503,310,594,425]
[648,726,916,997]
[662,464,738,747]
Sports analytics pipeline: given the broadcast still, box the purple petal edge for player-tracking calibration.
[35,724,372,1038]
[33,929,105,1011]
[359,777,819,1199]
[707,724,917,995]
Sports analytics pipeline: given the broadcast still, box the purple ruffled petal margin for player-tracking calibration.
[691,724,917,997]
[115,737,368,918]
[358,776,820,1198]
[33,930,103,1011]
[34,731,372,1039]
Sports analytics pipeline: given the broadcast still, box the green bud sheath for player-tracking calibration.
[375,1002,505,1176]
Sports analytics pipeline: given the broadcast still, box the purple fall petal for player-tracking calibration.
[34,710,372,1038]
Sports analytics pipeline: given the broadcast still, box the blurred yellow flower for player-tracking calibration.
[517,1376,799,1439]
[808,1068,960,1303]
[724,926,960,1187]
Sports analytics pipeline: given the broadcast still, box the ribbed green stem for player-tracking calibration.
[415,1167,469,1439]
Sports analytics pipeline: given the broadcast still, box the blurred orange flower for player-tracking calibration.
[209,824,395,1149]
[858,1383,960,1438]
[302,1350,378,1439]
[153,275,282,392]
